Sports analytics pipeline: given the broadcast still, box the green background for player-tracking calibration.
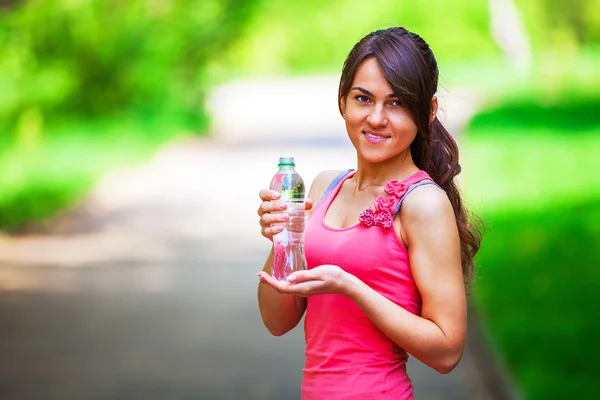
[1,0,599,398]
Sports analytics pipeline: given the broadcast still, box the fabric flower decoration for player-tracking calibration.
[374,195,398,212]
[375,210,393,229]
[358,208,376,227]
[360,178,412,229]
[384,180,407,198]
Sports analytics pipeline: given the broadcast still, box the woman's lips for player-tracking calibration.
[363,131,391,144]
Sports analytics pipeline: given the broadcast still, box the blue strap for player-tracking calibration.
[316,169,354,208]
[393,181,443,215]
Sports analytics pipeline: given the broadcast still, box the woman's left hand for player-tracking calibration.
[257,265,352,297]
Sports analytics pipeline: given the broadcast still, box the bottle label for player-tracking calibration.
[280,183,305,202]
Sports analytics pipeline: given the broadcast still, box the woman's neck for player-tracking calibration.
[353,151,418,192]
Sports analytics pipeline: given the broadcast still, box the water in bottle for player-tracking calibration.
[269,157,307,282]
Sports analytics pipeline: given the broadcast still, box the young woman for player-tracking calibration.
[256,27,482,399]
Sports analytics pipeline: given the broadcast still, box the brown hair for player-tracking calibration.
[338,27,482,291]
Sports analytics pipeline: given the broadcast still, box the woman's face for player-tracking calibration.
[340,58,418,164]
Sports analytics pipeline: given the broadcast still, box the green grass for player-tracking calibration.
[472,200,600,399]
[441,48,600,101]
[462,91,600,399]
[468,98,600,137]
[461,85,600,215]
[461,134,600,215]
[0,116,194,232]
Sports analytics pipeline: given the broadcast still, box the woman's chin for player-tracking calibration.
[356,150,394,164]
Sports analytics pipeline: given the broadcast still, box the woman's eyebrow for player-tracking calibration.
[351,86,397,98]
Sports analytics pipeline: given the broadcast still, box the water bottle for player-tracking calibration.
[269,157,307,282]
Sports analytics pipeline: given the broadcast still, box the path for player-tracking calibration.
[0,77,516,399]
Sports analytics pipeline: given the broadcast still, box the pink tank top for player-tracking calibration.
[302,169,434,400]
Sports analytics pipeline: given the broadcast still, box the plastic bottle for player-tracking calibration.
[269,157,307,281]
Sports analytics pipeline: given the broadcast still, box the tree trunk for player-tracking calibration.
[488,0,533,74]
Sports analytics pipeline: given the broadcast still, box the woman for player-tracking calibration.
[256,27,482,399]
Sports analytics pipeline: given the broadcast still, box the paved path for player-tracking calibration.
[0,78,515,399]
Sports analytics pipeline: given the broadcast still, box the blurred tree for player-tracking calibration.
[542,0,594,44]
[0,0,261,135]
[516,0,600,52]
[208,0,500,78]
[488,0,532,74]
[0,0,19,9]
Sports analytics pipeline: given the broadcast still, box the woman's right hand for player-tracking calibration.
[257,189,313,241]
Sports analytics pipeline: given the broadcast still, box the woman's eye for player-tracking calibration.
[390,100,403,107]
[355,95,369,103]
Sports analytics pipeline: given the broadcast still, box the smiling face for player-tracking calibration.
[340,57,419,165]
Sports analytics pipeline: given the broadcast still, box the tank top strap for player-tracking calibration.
[315,169,355,208]
[393,180,444,215]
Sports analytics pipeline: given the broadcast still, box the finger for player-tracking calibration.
[257,200,288,217]
[262,211,289,225]
[259,269,323,297]
[305,197,314,211]
[262,224,284,237]
[287,269,319,284]
[277,280,323,297]
[259,189,281,201]
[258,271,292,292]
[285,215,304,233]
[257,271,269,282]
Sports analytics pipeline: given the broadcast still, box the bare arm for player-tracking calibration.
[258,247,307,336]
[257,170,344,336]
[345,185,466,373]
[261,184,467,371]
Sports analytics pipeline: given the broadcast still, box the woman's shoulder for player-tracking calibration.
[308,170,350,200]
[306,170,349,217]
[398,182,456,249]
[313,170,350,185]
[308,170,347,201]
[399,181,451,221]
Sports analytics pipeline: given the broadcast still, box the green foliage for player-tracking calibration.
[0,1,598,396]
[462,61,600,398]
[0,0,259,132]
[462,133,600,217]
[210,0,499,78]
[0,0,259,231]
[468,97,600,136]
[0,116,189,231]
[463,132,600,399]
[516,0,600,50]
[472,201,600,399]
[460,54,600,213]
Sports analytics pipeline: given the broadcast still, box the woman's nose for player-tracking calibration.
[367,105,388,127]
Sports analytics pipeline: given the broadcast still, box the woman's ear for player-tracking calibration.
[430,96,439,124]
[340,97,346,117]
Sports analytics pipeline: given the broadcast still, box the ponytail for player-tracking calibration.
[336,26,483,292]
[412,117,482,293]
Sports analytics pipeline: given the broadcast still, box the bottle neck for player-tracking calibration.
[278,165,295,172]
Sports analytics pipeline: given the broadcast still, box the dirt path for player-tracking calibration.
[0,78,517,399]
